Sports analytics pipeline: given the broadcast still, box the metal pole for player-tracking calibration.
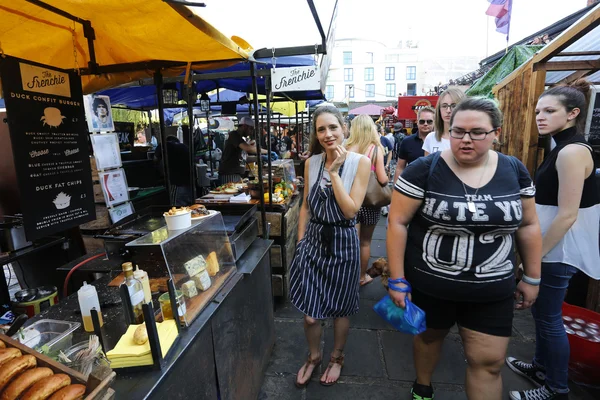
[266,80,273,206]
[250,62,268,238]
[301,110,304,154]
[207,110,213,177]
[295,102,299,158]
[187,76,196,203]
[154,70,172,205]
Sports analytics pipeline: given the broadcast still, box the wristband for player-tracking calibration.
[521,274,541,286]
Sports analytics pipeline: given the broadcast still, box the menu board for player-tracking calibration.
[586,91,600,145]
[0,56,95,240]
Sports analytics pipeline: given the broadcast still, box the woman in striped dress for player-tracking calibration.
[290,105,371,387]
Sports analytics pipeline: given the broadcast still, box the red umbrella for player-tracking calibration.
[348,104,384,116]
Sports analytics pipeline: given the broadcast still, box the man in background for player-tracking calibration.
[393,106,435,183]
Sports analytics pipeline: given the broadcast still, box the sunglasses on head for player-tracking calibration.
[418,119,433,125]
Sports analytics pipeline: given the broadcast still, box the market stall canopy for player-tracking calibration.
[0,0,249,93]
[349,104,383,116]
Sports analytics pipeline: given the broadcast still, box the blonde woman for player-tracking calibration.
[345,115,389,286]
[423,87,466,155]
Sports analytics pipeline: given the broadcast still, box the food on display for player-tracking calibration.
[209,182,246,195]
[206,252,219,277]
[0,349,22,366]
[184,255,207,277]
[21,374,71,400]
[0,355,36,392]
[0,367,53,400]
[47,384,86,400]
[191,272,211,292]
[163,207,190,217]
[181,281,198,299]
[189,204,210,219]
[0,341,5,349]
[133,324,148,346]
[263,192,284,204]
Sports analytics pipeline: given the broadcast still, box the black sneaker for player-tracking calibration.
[509,385,568,400]
[506,357,546,387]
[411,381,434,400]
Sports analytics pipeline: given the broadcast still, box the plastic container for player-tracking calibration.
[133,266,152,304]
[163,210,192,230]
[13,319,81,357]
[562,302,600,386]
[78,282,103,332]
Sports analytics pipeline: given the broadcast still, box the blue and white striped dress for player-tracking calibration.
[289,152,362,319]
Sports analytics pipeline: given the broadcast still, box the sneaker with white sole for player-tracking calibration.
[506,357,546,387]
[509,385,568,400]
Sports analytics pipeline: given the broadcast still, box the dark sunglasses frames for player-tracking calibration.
[418,119,433,125]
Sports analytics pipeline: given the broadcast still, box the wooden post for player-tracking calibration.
[523,64,547,174]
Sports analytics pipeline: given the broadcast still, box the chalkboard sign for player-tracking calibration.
[114,121,135,149]
[0,55,95,240]
[588,91,600,146]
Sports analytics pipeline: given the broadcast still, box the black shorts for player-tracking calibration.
[411,288,514,337]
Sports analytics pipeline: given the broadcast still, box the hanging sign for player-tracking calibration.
[0,55,95,240]
[271,66,321,93]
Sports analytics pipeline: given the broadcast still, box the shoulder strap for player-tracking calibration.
[371,145,377,166]
[427,152,442,180]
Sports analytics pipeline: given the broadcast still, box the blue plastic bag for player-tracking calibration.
[373,278,426,335]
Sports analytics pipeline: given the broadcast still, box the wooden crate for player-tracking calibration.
[587,279,600,313]
[0,334,115,399]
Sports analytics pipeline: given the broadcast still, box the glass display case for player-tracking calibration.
[269,159,296,183]
[125,212,236,327]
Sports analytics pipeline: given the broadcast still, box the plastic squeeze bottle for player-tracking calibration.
[78,282,104,332]
[134,265,152,304]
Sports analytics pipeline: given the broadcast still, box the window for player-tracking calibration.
[406,66,416,80]
[385,54,399,62]
[344,68,353,81]
[385,67,395,81]
[407,83,417,96]
[386,83,396,97]
[326,85,334,100]
[366,52,373,63]
[343,51,352,65]
[366,84,375,97]
[364,67,374,81]
[345,84,354,98]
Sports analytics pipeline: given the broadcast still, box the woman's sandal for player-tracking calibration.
[295,353,322,388]
[320,350,344,386]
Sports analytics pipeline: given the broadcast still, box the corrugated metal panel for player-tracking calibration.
[546,71,576,84]
[549,24,600,63]
[586,70,600,83]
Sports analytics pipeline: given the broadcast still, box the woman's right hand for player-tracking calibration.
[388,282,411,308]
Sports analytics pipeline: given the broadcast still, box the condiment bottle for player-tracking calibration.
[78,282,103,332]
[134,265,152,304]
[121,262,145,324]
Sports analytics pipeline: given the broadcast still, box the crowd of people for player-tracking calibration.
[286,81,600,400]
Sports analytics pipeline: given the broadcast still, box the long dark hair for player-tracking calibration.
[309,105,345,155]
[539,79,591,134]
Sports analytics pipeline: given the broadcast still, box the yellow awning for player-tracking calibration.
[0,0,249,93]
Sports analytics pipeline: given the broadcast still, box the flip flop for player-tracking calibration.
[360,274,374,286]
[295,353,321,388]
[320,352,344,386]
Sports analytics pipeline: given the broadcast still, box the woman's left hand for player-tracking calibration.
[515,280,539,310]
[328,145,347,174]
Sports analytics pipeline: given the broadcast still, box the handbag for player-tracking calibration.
[363,146,392,208]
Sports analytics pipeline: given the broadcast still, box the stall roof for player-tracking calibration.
[349,104,383,116]
[0,0,249,93]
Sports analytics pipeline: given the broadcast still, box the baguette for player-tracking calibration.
[0,367,53,400]
[0,355,36,391]
[47,384,86,400]
[0,349,21,366]
[0,340,5,349]
[21,374,71,400]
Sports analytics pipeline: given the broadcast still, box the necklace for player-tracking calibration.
[452,152,490,213]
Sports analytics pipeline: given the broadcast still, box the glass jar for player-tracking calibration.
[158,291,185,322]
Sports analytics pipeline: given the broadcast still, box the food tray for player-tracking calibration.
[0,333,115,399]
[12,319,80,358]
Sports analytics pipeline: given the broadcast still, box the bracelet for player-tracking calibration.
[521,274,541,286]
[388,277,411,293]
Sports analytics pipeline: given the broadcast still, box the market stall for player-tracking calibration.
[492,3,600,312]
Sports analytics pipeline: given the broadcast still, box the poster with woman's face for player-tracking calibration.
[84,94,115,132]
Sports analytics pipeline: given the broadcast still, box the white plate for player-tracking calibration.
[191,209,218,220]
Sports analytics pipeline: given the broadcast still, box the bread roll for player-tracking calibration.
[47,384,86,400]
[0,367,53,400]
[0,355,36,391]
[0,349,21,366]
[0,340,5,349]
[206,251,219,276]
[21,374,71,400]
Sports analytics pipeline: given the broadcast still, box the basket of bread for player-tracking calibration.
[0,335,114,400]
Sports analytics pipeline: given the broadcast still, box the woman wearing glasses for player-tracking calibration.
[387,97,542,400]
[507,80,600,400]
[422,87,466,156]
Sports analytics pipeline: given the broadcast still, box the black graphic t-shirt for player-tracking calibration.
[395,153,535,302]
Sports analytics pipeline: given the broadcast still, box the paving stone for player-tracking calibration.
[359,278,388,301]
[502,340,538,396]
[381,330,466,385]
[372,227,388,240]
[306,382,466,400]
[351,299,397,331]
[275,302,305,320]
[512,309,537,341]
[266,320,317,376]
[369,240,388,258]
[323,329,386,378]
[258,375,304,400]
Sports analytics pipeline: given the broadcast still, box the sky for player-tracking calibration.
[195,0,589,60]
